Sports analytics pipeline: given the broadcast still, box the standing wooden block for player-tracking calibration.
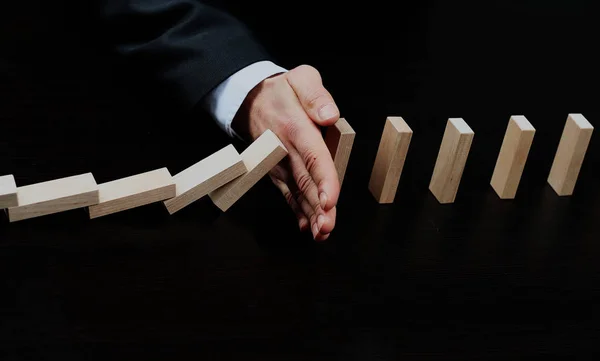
[428,118,474,204]
[89,168,176,219]
[0,175,18,209]
[7,173,99,222]
[490,115,536,199]
[547,113,594,196]
[209,129,288,211]
[368,117,413,203]
[325,118,356,186]
[164,144,247,214]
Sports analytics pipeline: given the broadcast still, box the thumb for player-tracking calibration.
[286,65,340,126]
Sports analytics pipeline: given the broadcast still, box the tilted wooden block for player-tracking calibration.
[325,117,356,187]
[89,168,176,219]
[7,173,99,222]
[209,129,288,212]
[164,144,247,214]
[0,175,18,209]
[429,118,474,204]
[490,115,536,199]
[368,117,413,203]
[547,113,594,196]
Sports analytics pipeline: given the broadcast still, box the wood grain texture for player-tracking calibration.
[429,118,474,204]
[164,144,247,215]
[368,117,413,203]
[209,129,288,212]
[547,113,594,196]
[0,174,18,209]
[490,116,536,199]
[7,173,99,222]
[325,118,356,187]
[89,168,176,219]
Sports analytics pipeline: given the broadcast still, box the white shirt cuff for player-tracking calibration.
[203,61,288,139]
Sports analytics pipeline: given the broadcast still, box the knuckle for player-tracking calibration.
[290,64,322,83]
[284,190,295,206]
[295,64,319,76]
[302,149,320,175]
[296,172,314,194]
[298,194,316,219]
[304,88,330,108]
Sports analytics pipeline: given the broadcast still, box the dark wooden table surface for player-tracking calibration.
[1,1,599,359]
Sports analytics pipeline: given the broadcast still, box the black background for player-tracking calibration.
[1,0,600,359]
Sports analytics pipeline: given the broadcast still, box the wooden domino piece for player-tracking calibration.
[547,113,594,196]
[368,117,413,203]
[164,144,247,214]
[428,118,474,204]
[490,115,536,199]
[89,168,176,219]
[7,173,99,222]
[325,117,356,186]
[0,175,18,209]
[209,129,288,211]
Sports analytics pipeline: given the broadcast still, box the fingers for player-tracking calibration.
[296,191,336,241]
[286,150,325,234]
[287,65,340,126]
[318,206,336,235]
[271,157,336,240]
[316,207,336,242]
[269,165,309,232]
[239,67,340,240]
[285,118,340,212]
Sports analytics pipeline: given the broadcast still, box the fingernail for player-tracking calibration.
[317,215,325,233]
[312,222,319,238]
[299,218,308,231]
[319,192,328,209]
[318,104,338,121]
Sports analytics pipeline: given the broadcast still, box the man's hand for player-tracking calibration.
[232,65,340,241]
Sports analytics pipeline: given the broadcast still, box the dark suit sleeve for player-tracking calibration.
[98,0,271,110]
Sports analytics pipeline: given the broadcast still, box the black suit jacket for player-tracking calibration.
[0,0,271,176]
[98,0,272,111]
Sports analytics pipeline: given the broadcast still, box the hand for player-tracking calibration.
[232,65,340,241]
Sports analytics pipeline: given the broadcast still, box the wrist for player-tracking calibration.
[203,61,288,140]
[231,72,283,141]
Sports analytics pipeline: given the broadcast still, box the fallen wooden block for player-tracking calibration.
[429,118,474,204]
[325,117,356,187]
[490,115,536,199]
[209,129,288,211]
[0,175,18,209]
[368,117,413,203]
[547,113,594,196]
[7,173,99,222]
[89,168,176,219]
[164,144,247,214]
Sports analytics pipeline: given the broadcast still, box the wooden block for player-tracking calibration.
[89,168,176,219]
[325,117,356,186]
[209,129,288,211]
[7,173,98,222]
[164,144,247,214]
[0,175,18,209]
[547,113,594,196]
[368,117,413,203]
[490,115,536,199]
[428,118,474,204]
